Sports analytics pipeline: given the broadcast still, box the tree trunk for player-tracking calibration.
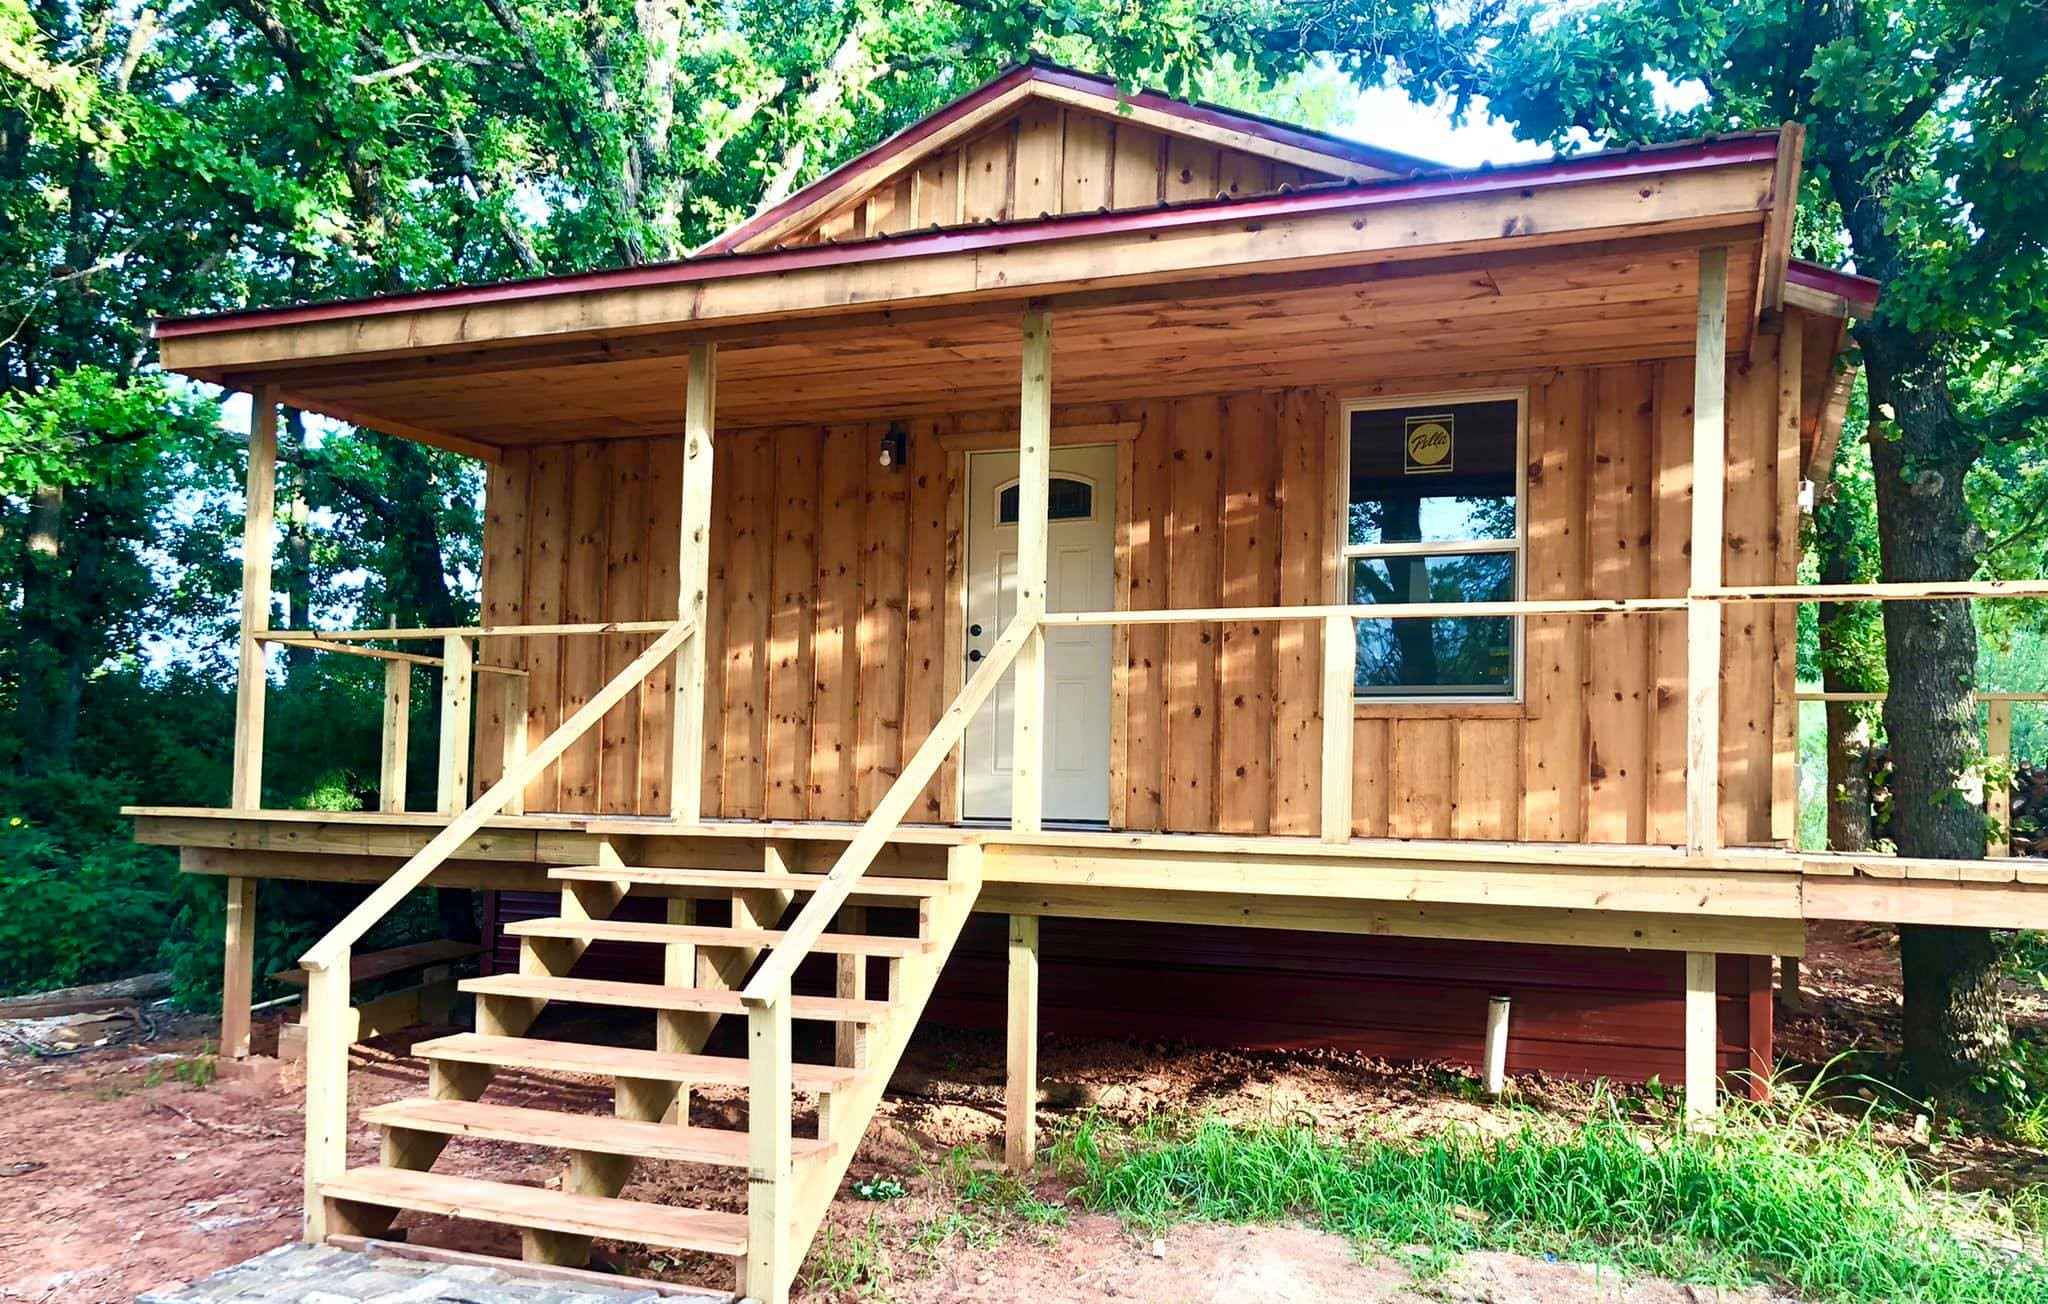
[15,484,79,768]
[1861,331,2006,1105]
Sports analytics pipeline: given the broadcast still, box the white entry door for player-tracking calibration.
[962,443,1116,823]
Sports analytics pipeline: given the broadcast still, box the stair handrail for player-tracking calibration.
[300,617,696,972]
[741,613,1037,1008]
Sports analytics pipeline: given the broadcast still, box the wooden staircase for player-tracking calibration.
[315,846,983,1303]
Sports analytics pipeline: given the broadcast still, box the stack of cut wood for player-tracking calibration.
[2014,763,2048,857]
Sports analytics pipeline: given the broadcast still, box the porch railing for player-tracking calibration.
[1795,688,2048,858]
[254,621,675,815]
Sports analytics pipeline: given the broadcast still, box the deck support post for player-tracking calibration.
[1989,700,2014,856]
[1686,247,1729,856]
[1005,914,1040,1172]
[835,904,868,1070]
[672,339,718,823]
[746,979,794,1304]
[231,387,278,810]
[1011,306,1051,832]
[1684,951,1717,1121]
[379,661,411,812]
[436,635,472,813]
[1321,614,1355,842]
[1482,994,1510,1096]
[221,876,258,1059]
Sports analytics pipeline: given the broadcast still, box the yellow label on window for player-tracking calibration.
[1404,415,1454,474]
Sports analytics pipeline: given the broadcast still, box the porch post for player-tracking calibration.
[1321,614,1356,842]
[746,975,794,1304]
[436,634,473,814]
[1685,248,1728,855]
[231,386,278,810]
[1011,307,1051,832]
[378,660,412,812]
[1684,951,1718,1120]
[672,339,718,822]
[221,876,258,1059]
[1005,913,1040,1171]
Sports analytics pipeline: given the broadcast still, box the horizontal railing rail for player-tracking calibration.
[1041,598,1688,625]
[1799,690,2048,703]
[739,614,1037,1009]
[252,632,533,674]
[264,620,678,642]
[1694,580,2048,603]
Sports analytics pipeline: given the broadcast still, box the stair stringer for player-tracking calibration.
[782,845,985,1272]
[518,871,791,1271]
[355,865,635,1247]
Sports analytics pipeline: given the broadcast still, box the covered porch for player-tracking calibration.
[132,111,2048,1301]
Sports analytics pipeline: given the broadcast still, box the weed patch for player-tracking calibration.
[1051,1097,2048,1304]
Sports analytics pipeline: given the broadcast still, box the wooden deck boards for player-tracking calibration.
[128,807,2048,937]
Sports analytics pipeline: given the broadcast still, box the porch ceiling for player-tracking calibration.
[272,236,1760,448]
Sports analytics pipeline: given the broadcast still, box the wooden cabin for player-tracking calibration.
[133,60,2048,1303]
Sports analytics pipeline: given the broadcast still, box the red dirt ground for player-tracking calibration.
[0,923,2038,1302]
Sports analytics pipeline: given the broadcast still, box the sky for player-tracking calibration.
[1337,86,1557,169]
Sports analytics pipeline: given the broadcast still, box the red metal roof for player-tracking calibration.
[1787,259,1880,309]
[155,131,1787,342]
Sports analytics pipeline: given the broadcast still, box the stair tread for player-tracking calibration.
[462,973,891,1023]
[417,1033,858,1091]
[364,1098,832,1166]
[551,865,950,897]
[321,1165,747,1256]
[506,917,928,957]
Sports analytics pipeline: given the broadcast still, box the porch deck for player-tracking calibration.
[131,803,2048,955]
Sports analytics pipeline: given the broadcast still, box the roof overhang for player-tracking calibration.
[1784,260,1880,316]
[152,130,1816,457]
[159,132,1788,367]
[1782,258,1879,482]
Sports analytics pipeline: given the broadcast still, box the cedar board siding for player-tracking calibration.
[474,344,1796,845]
[779,103,1341,249]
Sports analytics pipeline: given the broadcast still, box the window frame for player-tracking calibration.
[1336,388,1530,705]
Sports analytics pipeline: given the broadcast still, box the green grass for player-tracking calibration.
[1049,1096,2048,1304]
[800,1215,894,1296]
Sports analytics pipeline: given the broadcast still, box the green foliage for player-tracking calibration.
[852,1175,908,1201]
[0,776,179,994]
[1054,1103,2048,1303]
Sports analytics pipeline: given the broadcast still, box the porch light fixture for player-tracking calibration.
[878,421,909,470]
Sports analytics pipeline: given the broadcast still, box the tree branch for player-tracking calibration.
[351,50,488,86]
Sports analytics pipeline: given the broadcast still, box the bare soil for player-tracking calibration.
[0,924,2037,1303]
